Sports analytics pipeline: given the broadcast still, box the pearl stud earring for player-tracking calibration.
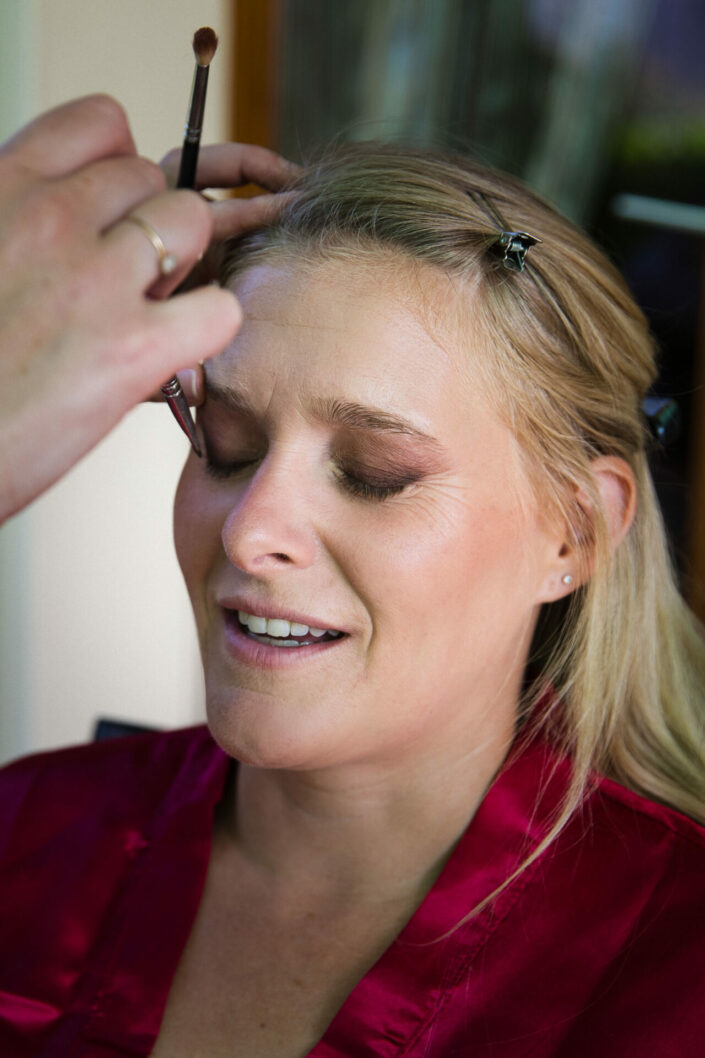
[562,573,574,586]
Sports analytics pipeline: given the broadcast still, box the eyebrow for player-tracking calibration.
[204,378,444,451]
[311,397,443,449]
[204,377,256,417]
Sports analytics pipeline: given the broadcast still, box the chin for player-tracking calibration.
[204,687,338,771]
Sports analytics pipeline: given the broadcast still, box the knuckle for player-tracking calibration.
[82,94,129,134]
[78,95,136,159]
[20,187,75,245]
[133,155,167,194]
[261,145,284,164]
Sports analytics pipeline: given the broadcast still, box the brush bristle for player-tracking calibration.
[193,26,218,66]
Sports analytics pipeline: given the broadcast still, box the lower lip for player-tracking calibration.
[220,611,347,670]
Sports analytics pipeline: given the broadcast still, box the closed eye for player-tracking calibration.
[203,457,260,481]
[201,435,263,481]
[336,467,420,501]
[198,413,264,480]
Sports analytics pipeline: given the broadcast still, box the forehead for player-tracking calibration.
[212,257,483,421]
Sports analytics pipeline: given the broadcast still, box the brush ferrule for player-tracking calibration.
[183,125,203,143]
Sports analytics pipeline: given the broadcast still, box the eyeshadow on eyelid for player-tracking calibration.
[340,439,447,477]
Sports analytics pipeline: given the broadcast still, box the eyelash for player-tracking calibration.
[335,468,412,501]
[203,453,415,502]
[204,457,256,482]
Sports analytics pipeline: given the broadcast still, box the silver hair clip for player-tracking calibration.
[468,191,541,272]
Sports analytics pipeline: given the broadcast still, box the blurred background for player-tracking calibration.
[1,0,703,763]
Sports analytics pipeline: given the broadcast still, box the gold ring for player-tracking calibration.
[124,215,178,277]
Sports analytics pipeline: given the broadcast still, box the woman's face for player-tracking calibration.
[174,258,564,774]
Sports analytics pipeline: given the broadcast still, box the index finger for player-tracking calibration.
[208,191,297,242]
[0,94,136,178]
[161,142,300,193]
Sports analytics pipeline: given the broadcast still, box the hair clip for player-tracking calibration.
[494,230,541,273]
[468,191,541,273]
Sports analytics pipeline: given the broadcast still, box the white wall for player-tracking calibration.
[0,0,231,763]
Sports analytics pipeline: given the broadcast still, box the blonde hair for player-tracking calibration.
[222,143,705,847]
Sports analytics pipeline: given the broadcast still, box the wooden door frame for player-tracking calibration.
[231,0,281,149]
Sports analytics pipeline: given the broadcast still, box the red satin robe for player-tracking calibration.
[0,724,703,1056]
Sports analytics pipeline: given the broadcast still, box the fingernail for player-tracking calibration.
[179,368,199,404]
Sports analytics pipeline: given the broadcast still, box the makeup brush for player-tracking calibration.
[177,27,219,189]
[161,27,219,457]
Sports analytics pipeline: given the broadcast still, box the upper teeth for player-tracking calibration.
[237,611,339,638]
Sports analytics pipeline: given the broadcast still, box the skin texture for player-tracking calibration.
[0,96,296,522]
[175,256,575,804]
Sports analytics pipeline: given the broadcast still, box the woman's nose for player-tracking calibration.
[221,456,318,574]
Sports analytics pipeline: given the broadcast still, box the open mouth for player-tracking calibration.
[231,610,345,649]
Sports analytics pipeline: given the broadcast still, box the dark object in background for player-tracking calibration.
[93,718,159,742]
[644,396,681,447]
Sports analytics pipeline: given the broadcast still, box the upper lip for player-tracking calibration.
[217,597,348,634]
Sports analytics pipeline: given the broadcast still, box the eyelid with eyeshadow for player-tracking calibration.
[197,400,437,500]
[202,448,423,501]
[333,463,423,502]
[199,425,425,500]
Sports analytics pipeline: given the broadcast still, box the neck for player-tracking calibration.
[217,724,514,909]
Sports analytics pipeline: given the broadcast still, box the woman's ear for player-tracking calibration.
[538,456,637,603]
[584,455,637,552]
